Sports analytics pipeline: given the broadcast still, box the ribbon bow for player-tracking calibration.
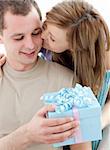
[41,84,97,113]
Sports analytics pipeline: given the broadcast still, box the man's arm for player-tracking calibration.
[0,105,79,150]
[0,125,31,150]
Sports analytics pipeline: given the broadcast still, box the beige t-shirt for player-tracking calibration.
[0,57,74,150]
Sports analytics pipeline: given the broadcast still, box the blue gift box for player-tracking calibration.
[41,84,102,147]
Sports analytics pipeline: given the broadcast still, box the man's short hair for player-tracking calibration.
[0,0,42,34]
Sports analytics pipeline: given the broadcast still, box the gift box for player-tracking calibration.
[41,84,102,147]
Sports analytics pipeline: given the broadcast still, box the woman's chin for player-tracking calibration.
[42,43,50,50]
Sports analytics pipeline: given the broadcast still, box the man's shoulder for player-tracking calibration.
[41,58,73,76]
[50,61,74,87]
[39,58,74,87]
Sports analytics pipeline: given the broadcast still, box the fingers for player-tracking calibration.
[42,127,78,144]
[37,105,78,127]
[0,54,4,58]
[43,117,74,126]
[36,105,80,144]
[45,120,79,134]
[0,54,6,66]
[37,105,56,117]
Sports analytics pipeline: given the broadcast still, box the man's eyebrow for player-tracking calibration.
[11,28,42,37]
[11,33,24,38]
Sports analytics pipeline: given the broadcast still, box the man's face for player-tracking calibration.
[0,7,42,70]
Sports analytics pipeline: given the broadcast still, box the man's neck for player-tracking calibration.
[7,60,38,72]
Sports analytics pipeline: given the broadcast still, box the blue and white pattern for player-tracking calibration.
[41,83,97,113]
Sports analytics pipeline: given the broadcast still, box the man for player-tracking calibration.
[0,0,79,150]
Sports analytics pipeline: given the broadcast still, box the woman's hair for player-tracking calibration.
[45,0,110,95]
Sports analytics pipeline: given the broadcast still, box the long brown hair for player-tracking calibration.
[45,0,110,95]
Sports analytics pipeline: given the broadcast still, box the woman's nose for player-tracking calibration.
[41,30,47,40]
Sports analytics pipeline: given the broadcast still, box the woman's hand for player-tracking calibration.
[0,53,6,67]
[0,53,6,77]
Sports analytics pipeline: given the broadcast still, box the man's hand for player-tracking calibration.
[26,105,79,144]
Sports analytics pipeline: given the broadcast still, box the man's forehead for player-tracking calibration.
[3,9,42,33]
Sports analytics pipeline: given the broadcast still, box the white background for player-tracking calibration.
[37,0,110,29]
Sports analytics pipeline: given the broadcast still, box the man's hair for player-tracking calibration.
[0,0,42,33]
[45,0,110,95]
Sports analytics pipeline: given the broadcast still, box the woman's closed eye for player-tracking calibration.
[50,36,55,42]
[32,29,42,36]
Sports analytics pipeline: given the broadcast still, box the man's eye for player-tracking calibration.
[14,36,24,41]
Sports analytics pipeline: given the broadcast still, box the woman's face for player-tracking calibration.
[41,23,69,53]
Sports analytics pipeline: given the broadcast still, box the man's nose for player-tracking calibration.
[25,37,35,50]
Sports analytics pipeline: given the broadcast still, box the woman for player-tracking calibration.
[41,0,110,150]
[0,0,110,149]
